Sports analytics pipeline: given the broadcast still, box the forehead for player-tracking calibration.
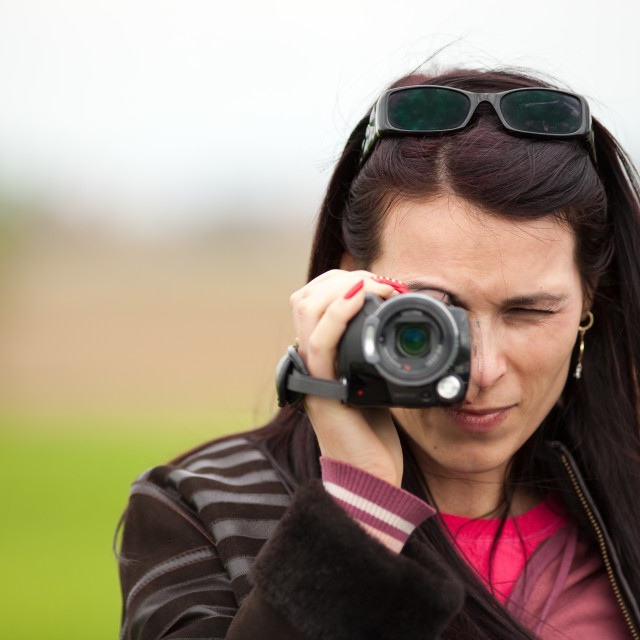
[376,196,578,292]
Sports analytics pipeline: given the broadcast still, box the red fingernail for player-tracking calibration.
[344,279,365,299]
[372,275,410,294]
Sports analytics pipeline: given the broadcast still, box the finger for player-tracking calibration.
[289,269,346,308]
[304,279,371,379]
[292,271,396,358]
[292,271,399,338]
[290,271,407,325]
[290,271,369,342]
[371,275,410,294]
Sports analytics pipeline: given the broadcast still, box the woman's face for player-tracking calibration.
[369,196,585,493]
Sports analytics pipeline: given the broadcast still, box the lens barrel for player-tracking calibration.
[337,293,471,406]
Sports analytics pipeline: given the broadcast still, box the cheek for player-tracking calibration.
[510,325,577,395]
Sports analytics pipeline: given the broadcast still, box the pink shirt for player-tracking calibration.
[320,457,633,639]
[440,497,568,603]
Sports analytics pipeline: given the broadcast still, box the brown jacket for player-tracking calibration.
[117,435,639,639]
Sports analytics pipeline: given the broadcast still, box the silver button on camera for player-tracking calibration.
[436,375,463,401]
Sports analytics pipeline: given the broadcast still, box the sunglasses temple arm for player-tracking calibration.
[586,128,598,167]
[360,126,379,165]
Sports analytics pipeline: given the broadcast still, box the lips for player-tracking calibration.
[445,405,515,433]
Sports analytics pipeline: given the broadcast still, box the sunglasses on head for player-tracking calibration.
[361,85,595,164]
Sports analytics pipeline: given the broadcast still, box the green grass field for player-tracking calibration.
[0,409,262,639]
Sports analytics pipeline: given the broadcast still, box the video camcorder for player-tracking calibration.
[276,292,471,408]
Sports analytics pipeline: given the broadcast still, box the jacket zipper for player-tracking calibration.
[558,451,639,640]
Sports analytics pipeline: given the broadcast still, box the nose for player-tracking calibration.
[467,317,506,394]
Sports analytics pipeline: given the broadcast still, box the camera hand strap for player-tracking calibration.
[276,345,349,407]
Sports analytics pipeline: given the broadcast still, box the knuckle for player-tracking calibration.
[307,334,322,356]
[295,296,314,319]
[325,301,349,325]
[289,289,302,309]
[306,336,330,370]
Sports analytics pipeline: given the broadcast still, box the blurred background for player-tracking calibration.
[1,0,639,637]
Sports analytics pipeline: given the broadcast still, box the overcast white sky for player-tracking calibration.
[0,0,638,236]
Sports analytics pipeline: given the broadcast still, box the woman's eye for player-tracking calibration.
[508,308,556,316]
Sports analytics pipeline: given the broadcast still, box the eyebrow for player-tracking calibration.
[404,280,569,308]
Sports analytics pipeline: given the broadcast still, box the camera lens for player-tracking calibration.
[396,323,431,358]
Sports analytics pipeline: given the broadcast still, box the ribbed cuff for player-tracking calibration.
[320,457,436,553]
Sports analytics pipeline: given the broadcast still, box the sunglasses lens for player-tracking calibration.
[500,90,583,135]
[387,87,470,131]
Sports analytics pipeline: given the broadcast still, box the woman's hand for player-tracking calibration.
[290,270,406,487]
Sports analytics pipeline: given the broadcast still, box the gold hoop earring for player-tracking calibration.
[573,311,594,379]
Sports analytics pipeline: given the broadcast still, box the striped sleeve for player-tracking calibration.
[118,436,464,639]
[118,480,237,639]
[320,456,436,553]
[118,435,292,640]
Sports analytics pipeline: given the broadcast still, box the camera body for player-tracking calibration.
[337,293,471,407]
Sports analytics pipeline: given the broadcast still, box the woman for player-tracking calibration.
[118,68,640,639]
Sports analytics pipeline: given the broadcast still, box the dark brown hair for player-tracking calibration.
[252,68,640,638]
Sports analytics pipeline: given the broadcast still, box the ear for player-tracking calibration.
[339,252,357,271]
[581,297,594,323]
[582,275,599,317]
